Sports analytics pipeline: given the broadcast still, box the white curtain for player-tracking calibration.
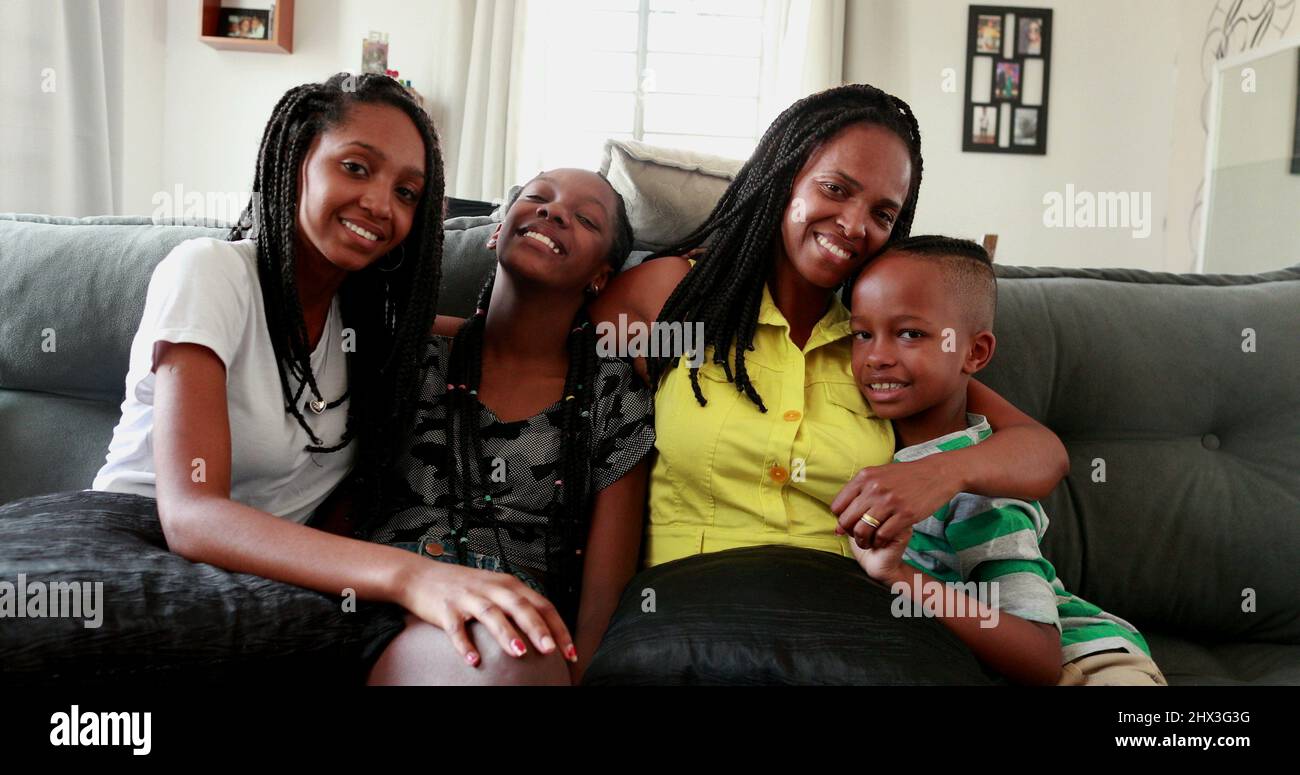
[431,0,845,201]
[427,0,528,203]
[759,0,847,128]
[0,0,119,215]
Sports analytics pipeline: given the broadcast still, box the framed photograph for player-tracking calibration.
[995,62,1021,100]
[963,6,1052,155]
[1019,17,1044,55]
[1013,107,1039,145]
[976,15,1002,54]
[362,31,389,75]
[972,106,998,144]
[219,9,270,40]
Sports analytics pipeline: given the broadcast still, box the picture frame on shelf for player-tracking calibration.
[200,0,294,54]
[218,8,270,40]
[362,31,389,75]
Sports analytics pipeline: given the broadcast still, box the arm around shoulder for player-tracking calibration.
[957,379,1069,500]
[589,256,692,383]
[589,255,692,330]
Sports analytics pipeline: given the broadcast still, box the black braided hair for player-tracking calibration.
[645,83,924,411]
[441,172,632,625]
[228,73,445,527]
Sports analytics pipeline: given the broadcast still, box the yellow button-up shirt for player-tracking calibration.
[645,283,895,567]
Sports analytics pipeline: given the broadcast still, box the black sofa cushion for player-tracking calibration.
[582,545,999,685]
[0,491,407,686]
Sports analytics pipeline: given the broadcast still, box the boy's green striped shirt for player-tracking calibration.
[895,414,1152,662]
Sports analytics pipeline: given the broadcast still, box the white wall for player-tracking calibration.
[845,0,1197,270]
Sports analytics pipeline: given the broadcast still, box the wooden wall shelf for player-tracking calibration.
[200,0,294,54]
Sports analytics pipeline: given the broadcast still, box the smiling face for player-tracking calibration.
[295,101,427,274]
[489,168,620,294]
[778,122,913,291]
[849,252,994,421]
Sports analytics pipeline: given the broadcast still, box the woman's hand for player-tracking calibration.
[397,560,576,669]
[830,455,959,549]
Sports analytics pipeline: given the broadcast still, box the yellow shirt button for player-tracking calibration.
[769,465,789,483]
[783,410,802,422]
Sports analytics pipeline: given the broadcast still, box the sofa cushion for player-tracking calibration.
[582,545,998,685]
[1144,631,1300,685]
[0,216,231,503]
[0,490,407,686]
[982,263,1300,646]
[599,139,743,252]
[437,216,499,317]
[0,215,229,401]
[0,391,120,504]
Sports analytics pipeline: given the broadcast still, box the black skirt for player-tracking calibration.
[0,490,407,686]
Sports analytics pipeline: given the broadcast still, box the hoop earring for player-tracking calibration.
[378,245,406,273]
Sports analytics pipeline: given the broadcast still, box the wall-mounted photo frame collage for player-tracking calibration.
[963,5,1052,155]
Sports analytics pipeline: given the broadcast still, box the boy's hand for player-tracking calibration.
[832,456,959,548]
[848,524,913,583]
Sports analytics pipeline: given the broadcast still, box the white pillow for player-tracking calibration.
[599,139,744,252]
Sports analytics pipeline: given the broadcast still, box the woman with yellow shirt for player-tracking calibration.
[590,83,1069,568]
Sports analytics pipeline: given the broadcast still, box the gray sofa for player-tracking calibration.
[1,212,1298,685]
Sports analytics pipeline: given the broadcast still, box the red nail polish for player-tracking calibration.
[511,639,527,656]
[564,644,578,662]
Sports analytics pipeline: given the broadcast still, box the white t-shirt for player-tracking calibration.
[93,238,355,523]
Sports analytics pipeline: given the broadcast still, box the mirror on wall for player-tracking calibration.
[1201,38,1300,273]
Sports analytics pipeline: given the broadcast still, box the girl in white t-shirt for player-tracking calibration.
[92,74,578,677]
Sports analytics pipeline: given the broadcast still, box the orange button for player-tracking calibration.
[783,410,802,422]
[769,465,789,483]
[423,542,445,557]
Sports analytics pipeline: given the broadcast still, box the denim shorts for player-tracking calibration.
[390,537,546,594]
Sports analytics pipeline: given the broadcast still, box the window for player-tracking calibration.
[515,0,768,178]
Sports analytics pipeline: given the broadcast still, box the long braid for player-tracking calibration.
[551,317,600,624]
[442,276,492,564]
[229,73,445,532]
[645,84,924,410]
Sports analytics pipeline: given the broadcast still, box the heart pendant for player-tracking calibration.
[308,399,326,414]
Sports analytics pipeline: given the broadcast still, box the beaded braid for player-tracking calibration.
[645,84,924,411]
[228,73,445,528]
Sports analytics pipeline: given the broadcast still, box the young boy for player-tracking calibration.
[844,235,1167,686]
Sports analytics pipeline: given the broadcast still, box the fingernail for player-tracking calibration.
[511,638,527,656]
[563,644,578,662]
[466,652,479,667]
[541,636,556,652]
